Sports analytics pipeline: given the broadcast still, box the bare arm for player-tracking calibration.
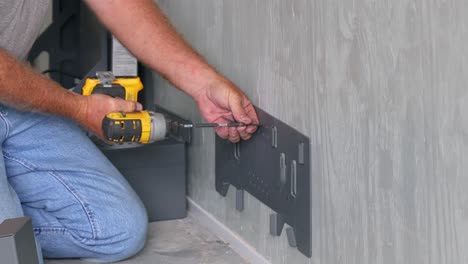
[0,49,84,119]
[0,49,141,138]
[84,0,215,98]
[85,0,259,142]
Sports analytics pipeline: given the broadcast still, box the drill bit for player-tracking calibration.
[179,122,260,128]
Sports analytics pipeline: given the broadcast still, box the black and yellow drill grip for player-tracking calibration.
[82,77,143,102]
[102,111,153,144]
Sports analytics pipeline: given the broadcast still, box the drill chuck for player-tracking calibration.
[148,112,168,143]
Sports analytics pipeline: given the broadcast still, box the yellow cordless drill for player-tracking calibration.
[82,71,172,144]
[82,72,257,144]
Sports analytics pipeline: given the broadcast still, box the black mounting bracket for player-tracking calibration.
[215,107,311,258]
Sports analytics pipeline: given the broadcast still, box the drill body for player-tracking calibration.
[102,111,169,144]
[82,71,170,144]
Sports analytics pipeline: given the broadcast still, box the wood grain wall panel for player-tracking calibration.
[150,1,468,263]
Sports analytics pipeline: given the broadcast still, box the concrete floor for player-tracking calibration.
[45,215,248,264]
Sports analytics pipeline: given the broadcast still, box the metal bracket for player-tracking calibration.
[96,71,116,86]
[0,217,39,264]
[215,107,311,258]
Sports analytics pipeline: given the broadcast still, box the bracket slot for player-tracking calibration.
[234,143,241,161]
[272,126,278,148]
[291,160,297,198]
[280,153,287,188]
[298,142,305,165]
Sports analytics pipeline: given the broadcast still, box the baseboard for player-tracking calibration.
[187,197,271,264]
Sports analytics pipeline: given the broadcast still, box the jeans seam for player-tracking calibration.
[34,227,91,244]
[34,227,66,231]
[3,151,99,240]
[0,112,10,139]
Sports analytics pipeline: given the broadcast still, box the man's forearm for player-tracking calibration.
[85,0,220,99]
[0,49,84,119]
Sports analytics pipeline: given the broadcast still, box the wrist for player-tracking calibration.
[170,59,221,101]
[191,72,229,103]
[68,93,89,125]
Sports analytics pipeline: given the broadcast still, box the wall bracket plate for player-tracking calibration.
[215,108,311,258]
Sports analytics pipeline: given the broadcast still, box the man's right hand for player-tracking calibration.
[75,94,143,139]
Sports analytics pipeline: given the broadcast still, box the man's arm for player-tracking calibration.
[0,49,142,138]
[85,0,259,142]
[0,49,82,118]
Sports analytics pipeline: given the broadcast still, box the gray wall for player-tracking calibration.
[151,1,468,263]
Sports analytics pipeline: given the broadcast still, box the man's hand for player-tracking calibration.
[194,78,259,143]
[75,94,142,139]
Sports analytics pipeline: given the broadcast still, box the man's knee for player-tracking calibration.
[35,187,148,262]
[91,198,148,261]
[65,194,149,262]
[115,204,148,259]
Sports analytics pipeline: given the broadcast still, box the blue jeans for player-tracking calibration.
[0,105,148,262]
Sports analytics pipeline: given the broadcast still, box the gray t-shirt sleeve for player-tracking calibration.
[0,0,50,60]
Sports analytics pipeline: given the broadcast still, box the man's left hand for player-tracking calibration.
[194,78,259,143]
